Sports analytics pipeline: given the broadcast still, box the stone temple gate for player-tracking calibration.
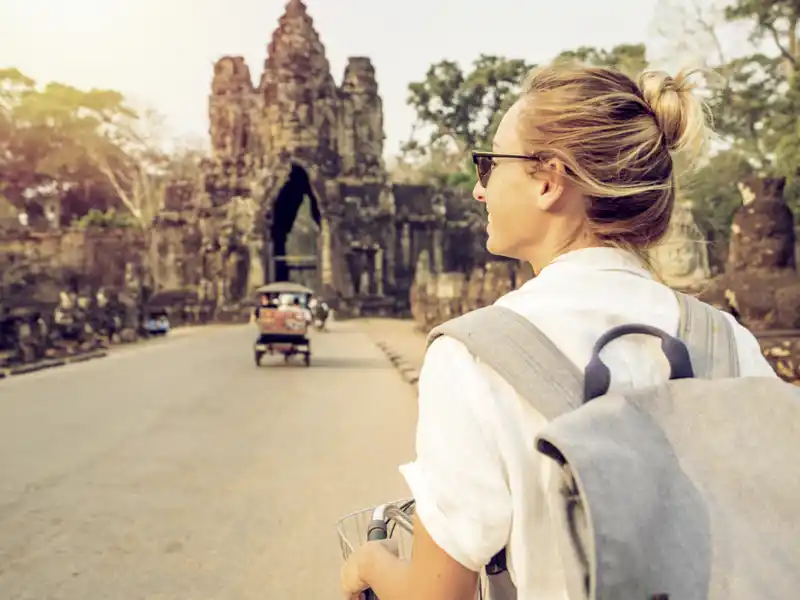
[191,0,488,316]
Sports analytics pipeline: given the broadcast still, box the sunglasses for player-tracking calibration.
[472,151,542,188]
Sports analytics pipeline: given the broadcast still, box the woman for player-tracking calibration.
[340,61,776,600]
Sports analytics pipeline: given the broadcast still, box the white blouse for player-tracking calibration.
[399,247,776,599]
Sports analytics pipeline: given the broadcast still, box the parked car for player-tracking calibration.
[144,310,171,336]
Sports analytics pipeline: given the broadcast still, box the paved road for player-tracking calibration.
[0,322,417,600]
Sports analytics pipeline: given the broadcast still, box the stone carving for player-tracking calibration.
[649,200,711,291]
[339,57,385,179]
[696,176,800,381]
[320,217,333,286]
[0,229,153,371]
[228,195,263,293]
[374,247,384,296]
[414,250,431,288]
[209,57,258,162]
[359,270,370,295]
[401,223,411,268]
[728,177,795,272]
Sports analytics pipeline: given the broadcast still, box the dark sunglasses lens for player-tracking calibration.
[475,156,492,187]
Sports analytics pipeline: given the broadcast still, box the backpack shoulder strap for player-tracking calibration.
[427,305,583,420]
[675,291,740,378]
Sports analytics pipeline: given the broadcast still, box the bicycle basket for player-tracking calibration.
[336,498,416,561]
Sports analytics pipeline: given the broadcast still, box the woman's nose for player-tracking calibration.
[473,181,486,203]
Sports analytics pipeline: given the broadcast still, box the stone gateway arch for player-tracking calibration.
[201,0,487,317]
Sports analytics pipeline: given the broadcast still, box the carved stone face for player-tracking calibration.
[217,58,235,77]
[649,201,710,285]
[658,242,699,278]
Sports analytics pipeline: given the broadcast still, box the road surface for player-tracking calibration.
[0,322,418,600]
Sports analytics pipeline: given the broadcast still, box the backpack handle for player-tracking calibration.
[584,324,695,402]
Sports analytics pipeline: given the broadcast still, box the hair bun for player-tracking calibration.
[637,69,711,161]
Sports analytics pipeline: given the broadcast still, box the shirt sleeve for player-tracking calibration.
[399,336,513,572]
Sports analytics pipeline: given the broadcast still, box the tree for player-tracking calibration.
[396,55,532,190]
[685,149,754,237]
[406,55,533,153]
[0,69,191,228]
[555,44,648,78]
[652,0,800,222]
[658,1,800,173]
[724,1,800,181]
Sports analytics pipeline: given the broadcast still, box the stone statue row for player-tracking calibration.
[0,283,142,371]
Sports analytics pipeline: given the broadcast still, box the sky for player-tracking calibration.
[1,0,688,159]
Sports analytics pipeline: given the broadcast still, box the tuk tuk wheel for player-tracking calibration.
[255,351,264,366]
[304,352,311,367]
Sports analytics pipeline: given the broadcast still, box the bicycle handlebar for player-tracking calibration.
[362,503,415,600]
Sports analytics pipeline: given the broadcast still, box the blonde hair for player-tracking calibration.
[516,60,713,257]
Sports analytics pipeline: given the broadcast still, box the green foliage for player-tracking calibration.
[1,73,135,199]
[406,55,533,151]
[706,53,783,170]
[683,150,754,241]
[555,44,648,78]
[74,208,137,230]
[706,0,800,174]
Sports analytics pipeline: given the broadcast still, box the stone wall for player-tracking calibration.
[410,258,533,332]
[0,227,147,296]
[0,227,149,370]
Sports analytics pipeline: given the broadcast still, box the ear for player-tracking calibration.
[535,159,567,212]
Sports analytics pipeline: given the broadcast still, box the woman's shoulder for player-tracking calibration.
[423,334,481,377]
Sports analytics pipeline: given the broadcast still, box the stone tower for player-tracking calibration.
[209,56,258,164]
[204,0,394,303]
[339,57,386,180]
[258,0,340,173]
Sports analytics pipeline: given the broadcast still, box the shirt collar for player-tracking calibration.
[536,247,653,279]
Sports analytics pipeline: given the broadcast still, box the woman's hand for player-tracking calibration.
[339,515,479,600]
[340,539,399,600]
[340,542,369,600]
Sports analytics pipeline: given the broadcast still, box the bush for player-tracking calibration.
[74,208,136,230]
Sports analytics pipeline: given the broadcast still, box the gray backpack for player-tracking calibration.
[427,291,800,600]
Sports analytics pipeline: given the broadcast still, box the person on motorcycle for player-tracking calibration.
[309,297,330,330]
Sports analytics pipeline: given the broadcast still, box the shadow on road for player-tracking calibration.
[256,356,389,369]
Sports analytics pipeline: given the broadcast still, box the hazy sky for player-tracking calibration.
[2,0,675,157]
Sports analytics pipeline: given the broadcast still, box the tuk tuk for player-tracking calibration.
[252,282,313,367]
